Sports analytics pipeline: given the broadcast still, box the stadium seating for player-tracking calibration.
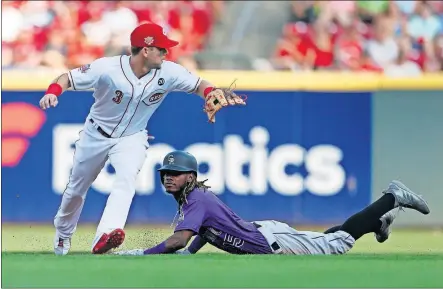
[271,0,443,74]
[1,0,224,70]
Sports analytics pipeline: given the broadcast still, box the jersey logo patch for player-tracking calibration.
[158,78,165,86]
[112,90,124,104]
[78,64,91,73]
[143,90,166,106]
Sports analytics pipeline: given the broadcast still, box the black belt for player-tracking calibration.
[89,119,111,138]
[253,222,281,252]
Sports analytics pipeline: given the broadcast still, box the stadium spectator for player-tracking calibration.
[407,1,442,41]
[44,29,67,56]
[434,34,443,71]
[384,40,422,77]
[11,27,43,68]
[334,19,365,70]
[101,1,139,46]
[289,1,316,24]
[357,0,389,25]
[394,0,417,16]
[363,16,399,69]
[2,1,25,43]
[358,49,384,72]
[304,20,335,70]
[324,1,356,27]
[66,29,104,68]
[80,2,112,46]
[19,1,54,29]
[271,22,309,70]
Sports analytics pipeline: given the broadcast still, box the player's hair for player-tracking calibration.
[131,46,168,56]
[131,46,143,56]
[171,174,211,227]
[178,174,211,206]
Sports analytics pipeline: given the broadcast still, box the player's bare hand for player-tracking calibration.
[39,94,58,110]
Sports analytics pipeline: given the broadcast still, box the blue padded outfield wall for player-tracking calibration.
[2,89,372,225]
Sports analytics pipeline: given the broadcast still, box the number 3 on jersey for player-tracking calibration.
[112,90,123,104]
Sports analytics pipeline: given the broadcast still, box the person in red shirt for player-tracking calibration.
[304,20,335,70]
[66,29,104,69]
[169,2,209,51]
[335,22,365,70]
[271,22,310,70]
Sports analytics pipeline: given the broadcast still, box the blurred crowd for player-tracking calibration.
[3,1,443,76]
[2,0,225,71]
[272,1,443,76]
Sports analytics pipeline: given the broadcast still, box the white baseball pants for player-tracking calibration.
[53,119,149,245]
[253,220,355,255]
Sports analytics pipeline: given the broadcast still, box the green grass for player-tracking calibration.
[2,224,443,287]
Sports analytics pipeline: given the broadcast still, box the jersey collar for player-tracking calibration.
[122,55,155,84]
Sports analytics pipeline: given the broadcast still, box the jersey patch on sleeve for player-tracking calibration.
[78,64,91,73]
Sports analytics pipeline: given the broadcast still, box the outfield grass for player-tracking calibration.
[2,225,443,287]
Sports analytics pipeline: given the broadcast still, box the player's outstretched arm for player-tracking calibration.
[39,73,71,110]
[141,230,194,255]
[113,230,195,256]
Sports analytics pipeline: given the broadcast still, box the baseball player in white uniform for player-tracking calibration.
[39,22,246,255]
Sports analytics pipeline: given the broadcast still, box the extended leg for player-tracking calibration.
[340,180,430,241]
[262,181,429,256]
[54,129,110,255]
[340,194,395,241]
[324,225,342,234]
[92,131,148,254]
[322,195,395,239]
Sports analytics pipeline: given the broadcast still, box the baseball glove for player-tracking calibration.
[203,81,247,123]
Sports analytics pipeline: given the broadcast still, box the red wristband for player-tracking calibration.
[45,83,63,97]
[203,87,215,98]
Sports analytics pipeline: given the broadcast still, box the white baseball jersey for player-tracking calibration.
[67,55,202,138]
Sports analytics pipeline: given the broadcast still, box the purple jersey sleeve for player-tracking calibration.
[174,200,205,234]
